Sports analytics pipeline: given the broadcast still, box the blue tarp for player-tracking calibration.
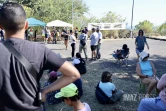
[26,18,46,26]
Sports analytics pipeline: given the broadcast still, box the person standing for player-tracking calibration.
[96,28,103,59]
[34,30,38,42]
[64,32,69,50]
[28,27,34,41]
[52,27,57,44]
[0,2,80,111]
[44,26,51,44]
[79,30,88,60]
[70,30,76,59]
[84,27,88,35]
[90,28,98,60]
[42,28,45,42]
[74,27,78,39]
[135,29,149,59]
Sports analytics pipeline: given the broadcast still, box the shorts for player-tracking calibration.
[45,34,48,38]
[91,45,97,51]
[136,49,143,55]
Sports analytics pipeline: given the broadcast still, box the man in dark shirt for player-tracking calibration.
[0,2,80,111]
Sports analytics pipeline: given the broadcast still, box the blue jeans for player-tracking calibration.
[138,97,166,111]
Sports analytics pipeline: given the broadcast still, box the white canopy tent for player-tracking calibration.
[47,20,73,29]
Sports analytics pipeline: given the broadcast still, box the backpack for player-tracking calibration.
[80,36,86,46]
[95,83,113,104]
[74,59,86,74]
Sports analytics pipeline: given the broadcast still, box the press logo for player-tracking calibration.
[122,93,156,101]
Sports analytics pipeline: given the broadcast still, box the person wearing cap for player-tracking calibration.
[138,74,166,111]
[44,71,62,105]
[96,28,102,59]
[135,29,149,59]
[90,28,98,60]
[136,51,158,98]
[55,83,91,111]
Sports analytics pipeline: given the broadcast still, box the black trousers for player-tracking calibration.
[71,43,75,57]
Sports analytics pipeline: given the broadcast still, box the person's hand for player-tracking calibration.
[148,77,154,79]
[147,46,149,50]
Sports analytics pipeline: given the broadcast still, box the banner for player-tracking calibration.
[88,23,126,30]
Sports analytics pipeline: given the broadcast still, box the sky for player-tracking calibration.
[83,0,166,26]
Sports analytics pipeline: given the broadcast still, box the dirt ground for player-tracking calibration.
[41,38,166,111]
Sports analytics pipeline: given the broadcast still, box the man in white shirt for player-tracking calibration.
[79,30,88,60]
[90,28,98,60]
[96,28,103,59]
[70,30,76,59]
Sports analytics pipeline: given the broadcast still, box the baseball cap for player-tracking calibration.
[55,83,78,98]
[50,71,57,78]
[139,51,149,61]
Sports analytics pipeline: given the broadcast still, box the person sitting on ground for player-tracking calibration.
[113,44,129,60]
[72,52,86,74]
[44,71,62,105]
[55,83,91,111]
[138,73,166,111]
[136,51,158,98]
[73,78,83,97]
[99,71,123,103]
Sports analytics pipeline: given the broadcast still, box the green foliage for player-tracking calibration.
[100,11,125,23]
[158,22,166,35]
[135,20,154,33]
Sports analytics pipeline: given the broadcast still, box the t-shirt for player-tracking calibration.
[70,35,76,44]
[0,38,65,111]
[135,36,147,51]
[99,81,116,97]
[77,103,91,111]
[98,31,103,43]
[79,33,88,46]
[90,32,98,46]
[72,58,80,65]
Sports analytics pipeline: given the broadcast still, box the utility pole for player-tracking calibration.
[72,0,74,25]
[130,0,134,38]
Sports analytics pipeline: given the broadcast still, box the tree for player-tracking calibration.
[100,11,125,23]
[158,22,166,35]
[135,20,154,33]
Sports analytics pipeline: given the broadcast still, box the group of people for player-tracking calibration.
[0,2,166,111]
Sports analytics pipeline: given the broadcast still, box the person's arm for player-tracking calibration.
[149,61,157,78]
[41,50,80,102]
[144,37,149,50]
[136,63,147,78]
[135,37,138,48]
[111,84,116,94]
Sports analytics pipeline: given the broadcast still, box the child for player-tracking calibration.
[72,53,86,74]
[99,71,123,103]
[55,83,91,111]
[44,71,62,105]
